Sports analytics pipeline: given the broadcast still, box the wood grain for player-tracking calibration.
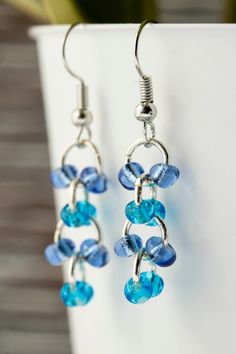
[0,2,70,353]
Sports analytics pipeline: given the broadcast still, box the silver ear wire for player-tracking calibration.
[134,20,158,132]
[62,23,93,127]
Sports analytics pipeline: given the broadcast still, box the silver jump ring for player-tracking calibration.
[134,173,157,205]
[122,216,168,246]
[69,252,86,284]
[61,138,103,174]
[53,219,64,243]
[135,20,158,79]
[133,248,156,283]
[125,138,169,165]
[76,125,92,142]
[143,122,156,146]
[69,177,88,211]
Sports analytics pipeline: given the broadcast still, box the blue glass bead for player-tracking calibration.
[58,238,76,257]
[125,199,155,224]
[142,271,164,297]
[124,272,153,304]
[149,163,180,188]
[45,238,76,266]
[147,200,166,226]
[114,234,143,257]
[50,164,78,189]
[118,162,144,190]
[80,239,110,267]
[45,243,64,266]
[146,236,176,267]
[60,201,96,227]
[60,281,94,307]
[80,167,107,193]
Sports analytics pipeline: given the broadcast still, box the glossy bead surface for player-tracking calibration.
[45,238,76,266]
[60,201,96,227]
[80,167,107,193]
[150,163,180,188]
[124,272,153,304]
[114,235,143,257]
[125,199,155,224]
[118,162,144,190]
[80,239,110,267]
[147,200,166,226]
[60,281,94,307]
[142,271,164,297]
[50,164,78,189]
[146,236,176,267]
[58,238,76,257]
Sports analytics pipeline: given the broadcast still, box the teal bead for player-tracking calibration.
[60,201,96,227]
[142,271,164,297]
[147,200,166,226]
[124,272,153,304]
[125,199,155,224]
[60,281,94,307]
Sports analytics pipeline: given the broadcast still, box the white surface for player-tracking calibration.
[30,24,236,354]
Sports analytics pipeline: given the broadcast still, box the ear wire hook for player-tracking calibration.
[62,22,93,130]
[134,20,158,143]
[134,19,158,80]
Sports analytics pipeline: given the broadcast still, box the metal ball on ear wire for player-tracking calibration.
[134,102,157,123]
[71,107,93,126]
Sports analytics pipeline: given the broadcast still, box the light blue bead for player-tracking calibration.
[45,243,65,266]
[149,163,180,188]
[60,201,96,227]
[50,164,78,189]
[44,238,76,266]
[60,281,94,307]
[125,199,155,224]
[142,271,164,297]
[80,167,107,193]
[124,272,153,304]
[80,239,110,267]
[118,162,144,190]
[114,235,143,257]
[147,200,166,226]
[146,236,176,267]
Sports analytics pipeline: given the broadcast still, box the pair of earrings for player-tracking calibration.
[45,20,180,307]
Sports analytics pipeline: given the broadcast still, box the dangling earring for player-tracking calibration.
[45,23,109,307]
[114,20,180,305]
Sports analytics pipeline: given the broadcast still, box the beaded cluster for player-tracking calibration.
[45,115,109,308]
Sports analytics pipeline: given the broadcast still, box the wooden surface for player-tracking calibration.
[0,2,71,354]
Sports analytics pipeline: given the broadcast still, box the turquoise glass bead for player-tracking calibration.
[142,271,164,297]
[146,236,176,267]
[150,163,180,188]
[125,199,155,224]
[147,200,166,226]
[60,201,96,227]
[114,235,143,257]
[60,281,94,307]
[124,272,153,304]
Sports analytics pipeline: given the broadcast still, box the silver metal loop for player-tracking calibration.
[134,173,157,205]
[135,20,158,80]
[125,138,169,165]
[61,138,103,174]
[143,122,156,146]
[122,216,168,246]
[53,219,64,243]
[76,125,92,143]
[68,252,86,284]
[133,248,156,283]
[88,217,102,244]
[69,177,88,211]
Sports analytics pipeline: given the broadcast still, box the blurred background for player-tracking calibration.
[0,0,235,353]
